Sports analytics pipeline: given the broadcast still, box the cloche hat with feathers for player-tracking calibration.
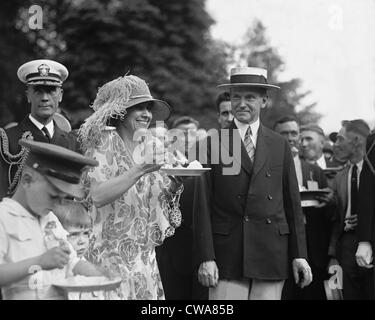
[79,75,171,150]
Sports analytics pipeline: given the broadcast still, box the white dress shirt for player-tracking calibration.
[293,155,304,187]
[345,160,363,219]
[316,154,327,169]
[234,118,260,148]
[29,114,54,139]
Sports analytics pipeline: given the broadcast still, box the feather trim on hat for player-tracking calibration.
[78,75,147,151]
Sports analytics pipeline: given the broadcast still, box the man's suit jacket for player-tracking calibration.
[300,159,332,268]
[193,121,307,280]
[328,165,351,257]
[0,116,80,199]
[358,133,375,245]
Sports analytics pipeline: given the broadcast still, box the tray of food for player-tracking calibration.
[161,160,211,176]
[52,276,122,292]
[322,167,343,174]
[299,189,330,207]
[299,189,331,196]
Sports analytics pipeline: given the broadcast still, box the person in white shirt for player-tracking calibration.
[0,140,108,300]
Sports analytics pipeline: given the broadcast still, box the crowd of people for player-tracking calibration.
[0,59,374,300]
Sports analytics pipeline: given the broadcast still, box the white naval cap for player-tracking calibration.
[17,59,68,87]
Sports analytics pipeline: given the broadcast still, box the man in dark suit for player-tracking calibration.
[355,130,375,293]
[327,120,373,299]
[156,116,208,300]
[274,116,333,300]
[193,67,312,300]
[0,59,80,200]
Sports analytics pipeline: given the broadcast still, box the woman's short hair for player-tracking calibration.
[54,200,91,229]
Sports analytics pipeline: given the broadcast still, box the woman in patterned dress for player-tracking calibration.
[78,75,183,300]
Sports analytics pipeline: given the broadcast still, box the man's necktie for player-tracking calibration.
[350,164,358,216]
[41,126,51,142]
[244,126,255,162]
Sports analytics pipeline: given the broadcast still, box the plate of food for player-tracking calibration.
[322,167,343,174]
[299,189,330,207]
[52,276,122,292]
[299,189,330,196]
[160,160,211,176]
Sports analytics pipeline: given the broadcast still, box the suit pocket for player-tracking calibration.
[278,223,290,235]
[212,223,230,235]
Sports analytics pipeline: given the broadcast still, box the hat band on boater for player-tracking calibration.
[230,74,268,84]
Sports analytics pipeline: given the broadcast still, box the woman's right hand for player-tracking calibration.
[135,162,163,175]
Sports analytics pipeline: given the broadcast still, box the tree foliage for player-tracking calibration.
[0,2,320,131]
[238,20,321,128]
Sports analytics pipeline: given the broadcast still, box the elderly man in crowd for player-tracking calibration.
[327,120,373,299]
[274,116,333,300]
[300,124,339,169]
[356,129,375,296]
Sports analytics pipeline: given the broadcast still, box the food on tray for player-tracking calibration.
[186,160,203,169]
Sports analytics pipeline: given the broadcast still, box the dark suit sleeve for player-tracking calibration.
[327,175,340,257]
[357,135,375,242]
[282,140,308,259]
[192,136,215,267]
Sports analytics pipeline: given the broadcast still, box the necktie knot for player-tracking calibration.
[245,126,252,137]
[41,126,51,142]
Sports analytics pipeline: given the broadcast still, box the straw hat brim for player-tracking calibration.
[125,97,171,122]
[217,83,280,90]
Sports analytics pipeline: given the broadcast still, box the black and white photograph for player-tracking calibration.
[0,0,374,309]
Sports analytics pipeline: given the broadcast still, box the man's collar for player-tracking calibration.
[29,114,54,136]
[316,154,326,169]
[234,118,260,135]
[351,159,364,171]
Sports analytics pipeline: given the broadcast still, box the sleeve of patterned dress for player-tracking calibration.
[85,132,119,184]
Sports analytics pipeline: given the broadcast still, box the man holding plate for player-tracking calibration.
[193,67,312,300]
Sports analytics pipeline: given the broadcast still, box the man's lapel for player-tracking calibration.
[339,166,349,214]
[51,121,67,143]
[300,159,310,187]
[20,116,46,141]
[250,125,269,180]
[225,121,252,176]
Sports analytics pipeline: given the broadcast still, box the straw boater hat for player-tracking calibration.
[17,59,68,87]
[218,67,280,90]
[79,75,171,150]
